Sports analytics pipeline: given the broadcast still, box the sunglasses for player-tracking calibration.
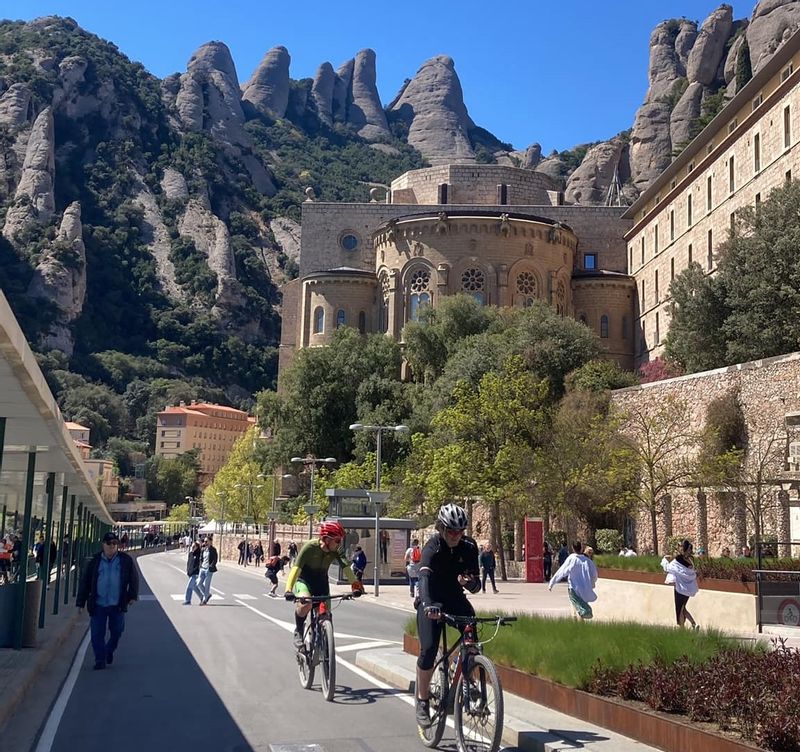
[322,535,342,545]
[444,527,465,535]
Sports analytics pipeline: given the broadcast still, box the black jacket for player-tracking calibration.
[201,545,218,572]
[187,547,202,576]
[77,551,139,614]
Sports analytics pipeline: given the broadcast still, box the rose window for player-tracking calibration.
[409,269,431,293]
[461,268,485,292]
[516,272,536,295]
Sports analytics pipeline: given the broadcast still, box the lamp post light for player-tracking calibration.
[349,423,410,596]
[290,456,336,540]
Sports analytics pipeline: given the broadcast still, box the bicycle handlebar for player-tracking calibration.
[440,613,517,626]
[293,593,357,604]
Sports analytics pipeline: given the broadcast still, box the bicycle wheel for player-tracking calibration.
[320,618,336,701]
[297,623,315,690]
[454,654,503,752]
[418,657,449,747]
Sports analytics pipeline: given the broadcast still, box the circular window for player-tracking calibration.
[461,268,485,292]
[409,269,431,293]
[516,271,536,295]
[340,233,360,252]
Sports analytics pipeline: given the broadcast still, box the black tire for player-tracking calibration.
[297,623,315,690]
[320,618,336,701]
[454,654,503,752]
[418,657,449,747]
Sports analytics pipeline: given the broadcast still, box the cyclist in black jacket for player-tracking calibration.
[415,503,480,728]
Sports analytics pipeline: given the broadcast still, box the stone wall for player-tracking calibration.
[610,352,800,555]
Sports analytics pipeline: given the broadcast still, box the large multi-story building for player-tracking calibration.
[624,29,800,366]
[280,164,635,378]
[155,401,255,487]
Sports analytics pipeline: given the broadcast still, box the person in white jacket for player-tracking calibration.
[661,539,699,629]
[548,541,598,620]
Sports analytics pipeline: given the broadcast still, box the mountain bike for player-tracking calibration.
[294,593,355,701]
[418,613,516,752]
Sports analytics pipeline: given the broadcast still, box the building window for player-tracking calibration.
[629,246,633,270]
[785,106,792,149]
[379,272,390,333]
[670,210,674,241]
[655,270,659,302]
[313,306,324,334]
[755,193,761,214]
[655,312,660,344]
[358,310,366,334]
[640,237,645,265]
[707,229,713,270]
[729,156,735,193]
[515,271,537,307]
[671,257,675,282]
[706,175,712,212]
[688,243,693,265]
[339,233,359,251]
[584,253,597,270]
[782,63,795,82]
[409,267,432,321]
[640,321,647,355]
[497,184,508,205]
[752,93,763,111]
[787,169,793,183]
[730,212,736,232]
[687,162,694,174]
[754,133,761,173]
[728,119,738,134]
[461,267,486,304]
[654,225,659,254]
[336,309,346,328]
[687,194,692,227]
[600,315,609,338]
[438,183,449,204]
[641,279,646,309]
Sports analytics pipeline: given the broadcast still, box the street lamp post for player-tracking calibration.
[267,473,293,551]
[291,456,336,540]
[349,423,409,596]
[234,479,264,565]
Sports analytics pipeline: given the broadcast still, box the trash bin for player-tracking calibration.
[0,580,42,648]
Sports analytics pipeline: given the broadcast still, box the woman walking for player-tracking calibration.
[661,539,699,629]
[183,541,204,605]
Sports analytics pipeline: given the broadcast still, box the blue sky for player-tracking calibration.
[4,1,744,152]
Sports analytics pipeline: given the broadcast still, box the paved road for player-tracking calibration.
[39,550,435,752]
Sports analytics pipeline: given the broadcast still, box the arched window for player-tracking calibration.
[600,314,609,338]
[358,311,366,334]
[579,313,588,325]
[313,306,324,334]
[408,268,431,321]
[555,280,566,315]
[462,267,485,304]
[516,271,537,307]
[336,309,346,328]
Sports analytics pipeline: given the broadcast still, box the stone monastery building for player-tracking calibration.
[280,29,800,379]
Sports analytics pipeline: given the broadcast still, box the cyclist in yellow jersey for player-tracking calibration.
[285,520,363,647]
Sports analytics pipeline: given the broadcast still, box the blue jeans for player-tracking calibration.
[198,569,214,602]
[185,574,204,603]
[90,606,125,664]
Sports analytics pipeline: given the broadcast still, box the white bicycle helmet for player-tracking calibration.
[437,503,468,530]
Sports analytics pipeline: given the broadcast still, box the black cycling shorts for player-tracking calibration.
[416,596,474,670]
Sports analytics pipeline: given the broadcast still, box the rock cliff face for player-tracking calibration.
[26,202,86,355]
[387,55,475,165]
[748,0,800,72]
[241,46,291,120]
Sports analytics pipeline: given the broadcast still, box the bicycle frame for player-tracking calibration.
[436,618,481,709]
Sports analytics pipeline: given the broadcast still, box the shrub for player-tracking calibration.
[665,535,692,555]
[595,529,623,554]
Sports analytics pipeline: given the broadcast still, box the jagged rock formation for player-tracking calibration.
[564,137,632,205]
[26,202,86,355]
[311,62,336,125]
[388,55,475,165]
[748,0,800,72]
[241,46,291,120]
[173,41,276,195]
[336,50,390,141]
[2,106,55,239]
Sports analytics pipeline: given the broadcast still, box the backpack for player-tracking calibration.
[411,546,421,564]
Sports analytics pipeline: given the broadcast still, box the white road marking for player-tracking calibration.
[170,594,186,601]
[165,562,225,594]
[335,640,393,652]
[232,593,257,600]
[34,629,91,752]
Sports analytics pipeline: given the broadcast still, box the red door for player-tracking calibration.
[525,518,544,583]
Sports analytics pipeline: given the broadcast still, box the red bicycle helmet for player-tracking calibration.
[319,520,345,539]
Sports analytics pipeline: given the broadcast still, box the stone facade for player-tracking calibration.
[625,32,800,366]
[610,352,800,556]
[280,164,634,381]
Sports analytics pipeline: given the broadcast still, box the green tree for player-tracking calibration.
[145,451,199,505]
[664,262,728,372]
[565,359,639,392]
[617,395,701,554]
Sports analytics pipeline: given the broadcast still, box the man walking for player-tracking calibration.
[76,531,139,670]
[198,535,218,605]
[548,541,598,620]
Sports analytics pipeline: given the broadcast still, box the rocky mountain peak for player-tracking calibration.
[241,45,291,120]
[748,0,800,72]
[344,48,390,141]
[187,40,241,88]
[388,54,475,165]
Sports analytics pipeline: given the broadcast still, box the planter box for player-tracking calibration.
[597,567,756,595]
[403,634,761,752]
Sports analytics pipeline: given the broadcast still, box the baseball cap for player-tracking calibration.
[102,532,120,543]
